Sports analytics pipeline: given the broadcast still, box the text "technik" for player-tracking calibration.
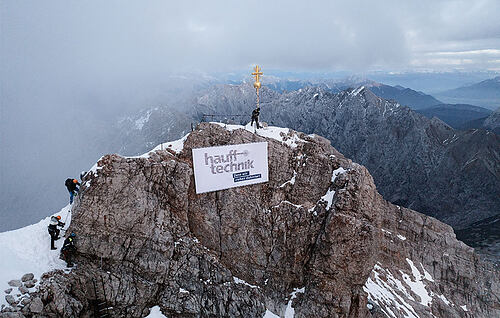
[204,150,254,174]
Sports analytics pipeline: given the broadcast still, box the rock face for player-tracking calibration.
[19,275,32,284]
[2,123,499,318]
[483,108,500,134]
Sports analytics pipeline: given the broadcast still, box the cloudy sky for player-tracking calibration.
[1,0,499,230]
[2,0,500,77]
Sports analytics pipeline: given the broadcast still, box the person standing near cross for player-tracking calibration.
[251,65,263,129]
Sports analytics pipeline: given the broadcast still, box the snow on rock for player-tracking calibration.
[284,287,305,317]
[145,305,168,318]
[0,205,72,307]
[233,276,258,289]
[460,305,468,312]
[88,158,104,176]
[127,122,311,162]
[215,122,309,149]
[437,294,451,306]
[402,258,433,306]
[363,263,420,318]
[280,170,297,188]
[131,133,190,159]
[318,167,347,210]
[351,86,365,96]
[397,234,407,241]
[263,309,280,318]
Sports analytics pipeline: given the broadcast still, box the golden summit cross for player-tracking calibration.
[252,65,263,109]
[252,65,263,86]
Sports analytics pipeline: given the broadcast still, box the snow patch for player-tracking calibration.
[352,86,365,96]
[0,205,72,307]
[131,133,190,159]
[145,305,168,318]
[179,288,189,293]
[233,276,258,289]
[401,259,433,306]
[363,264,420,318]
[397,234,407,241]
[263,309,280,318]
[88,159,104,176]
[273,201,302,209]
[437,294,451,306]
[460,305,468,312]
[284,287,305,317]
[318,167,347,210]
[280,170,297,188]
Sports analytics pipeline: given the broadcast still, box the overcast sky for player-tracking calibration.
[1,0,500,230]
[2,0,500,77]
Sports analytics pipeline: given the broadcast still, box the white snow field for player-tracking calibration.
[0,205,72,307]
[145,306,168,318]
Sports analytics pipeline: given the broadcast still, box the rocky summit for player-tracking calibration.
[2,123,499,318]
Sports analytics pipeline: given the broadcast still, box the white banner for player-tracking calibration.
[192,142,269,194]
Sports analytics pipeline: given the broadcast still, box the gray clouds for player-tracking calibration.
[3,0,499,77]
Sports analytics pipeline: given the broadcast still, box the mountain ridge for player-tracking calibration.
[1,123,499,317]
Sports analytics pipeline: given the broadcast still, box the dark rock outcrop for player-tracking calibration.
[2,123,499,317]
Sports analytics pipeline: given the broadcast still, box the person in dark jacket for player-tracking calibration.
[61,233,77,267]
[65,178,80,204]
[251,107,261,129]
[48,215,65,250]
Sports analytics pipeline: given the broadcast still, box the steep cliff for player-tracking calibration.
[2,123,499,318]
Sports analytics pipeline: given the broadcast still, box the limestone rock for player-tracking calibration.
[22,281,35,289]
[0,312,25,318]
[17,287,28,295]
[27,297,43,314]
[19,298,30,306]
[20,274,33,283]
[4,295,16,306]
[6,281,21,288]
[3,123,499,317]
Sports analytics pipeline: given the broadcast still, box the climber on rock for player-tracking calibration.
[251,107,261,129]
[48,215,65,250]
[65,178,80,204]
[61,232,77,267]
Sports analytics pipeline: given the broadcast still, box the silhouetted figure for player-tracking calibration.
[251,107,261,129]
[61,232,77,267]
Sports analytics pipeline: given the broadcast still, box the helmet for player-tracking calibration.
[73,179,78,183]
[56,215,61,220]
[70,232,76,237]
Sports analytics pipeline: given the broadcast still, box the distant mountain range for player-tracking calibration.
[263,78,500,131]
[416,104,492,129]
[366,83,442,109]
[435,76,500,110]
